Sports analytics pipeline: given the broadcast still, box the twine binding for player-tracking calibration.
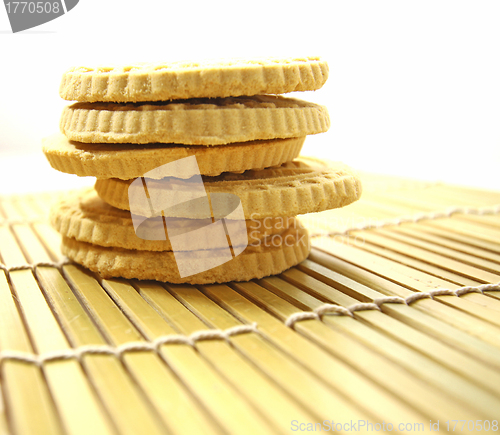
[309,203,500,238]
[285,281,500,328]
[0,323,259,367]
[0,217,47,226]
[0,259,72,273]
[2,260,499,331]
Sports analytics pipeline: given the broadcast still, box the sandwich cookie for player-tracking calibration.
[94,157,363,219]
[59,56,329,102]
[60,225,310,284]
[42,134,306,179]
[51,188,298,252]
[59,96,330,145]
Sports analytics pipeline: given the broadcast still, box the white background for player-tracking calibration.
[0,0,499,193]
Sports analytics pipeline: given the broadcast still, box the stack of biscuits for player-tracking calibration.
[43,56,362,284]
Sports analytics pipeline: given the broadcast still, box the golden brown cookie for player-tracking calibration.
[59,56,328,102]
[94,157,362,219]
[51,188,298,251]
[42,134,306,179]
[60,225,310,284]
[59,96,330,145]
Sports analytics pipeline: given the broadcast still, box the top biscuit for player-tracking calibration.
[59,56,329,102]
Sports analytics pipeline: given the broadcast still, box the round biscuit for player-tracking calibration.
[60,225,310,284]
[60,96,329,145]
[94,157,363,219]
[51,188,298,251]
[42,134,306,179]
[59,56,328,102]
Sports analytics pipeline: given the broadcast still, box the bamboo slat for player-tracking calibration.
[199,282,427,425]
[1,174,500,435]
[230,281,481,425]
[0,271,65,435]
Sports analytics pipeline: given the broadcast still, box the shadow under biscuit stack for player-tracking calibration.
[43,56,362,284]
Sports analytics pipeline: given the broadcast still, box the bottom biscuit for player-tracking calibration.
[61,226,310,284]
[51,187,298,252]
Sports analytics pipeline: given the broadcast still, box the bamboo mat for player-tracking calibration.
[0,174,500,435]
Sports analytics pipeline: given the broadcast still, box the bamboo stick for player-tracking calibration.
[169,283,376,422]
[427,218,500,246]
[0,389,8,435]
[0,201,23,222]
[0,270,64,435]
[457,214,500,229]
[31,222,63,263]
[101,277,279,435]
[363,229,500,324]
[395,223,500,267]
[269,264,500,398]
[172,283,443,425]
[9,269,117,435]
[228,281,482,431]
[346,232,485,286]
[2,179,500,435]
[11,224,52,264]
[0,226,26,266]
[310,243,500,368]
[201,283,444,426]
[128,280,322,431]
[277,268,500,417]
[357,230,500,284]
[61,265,218,435]
[416,221,500,262]
[382,227,500,275]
